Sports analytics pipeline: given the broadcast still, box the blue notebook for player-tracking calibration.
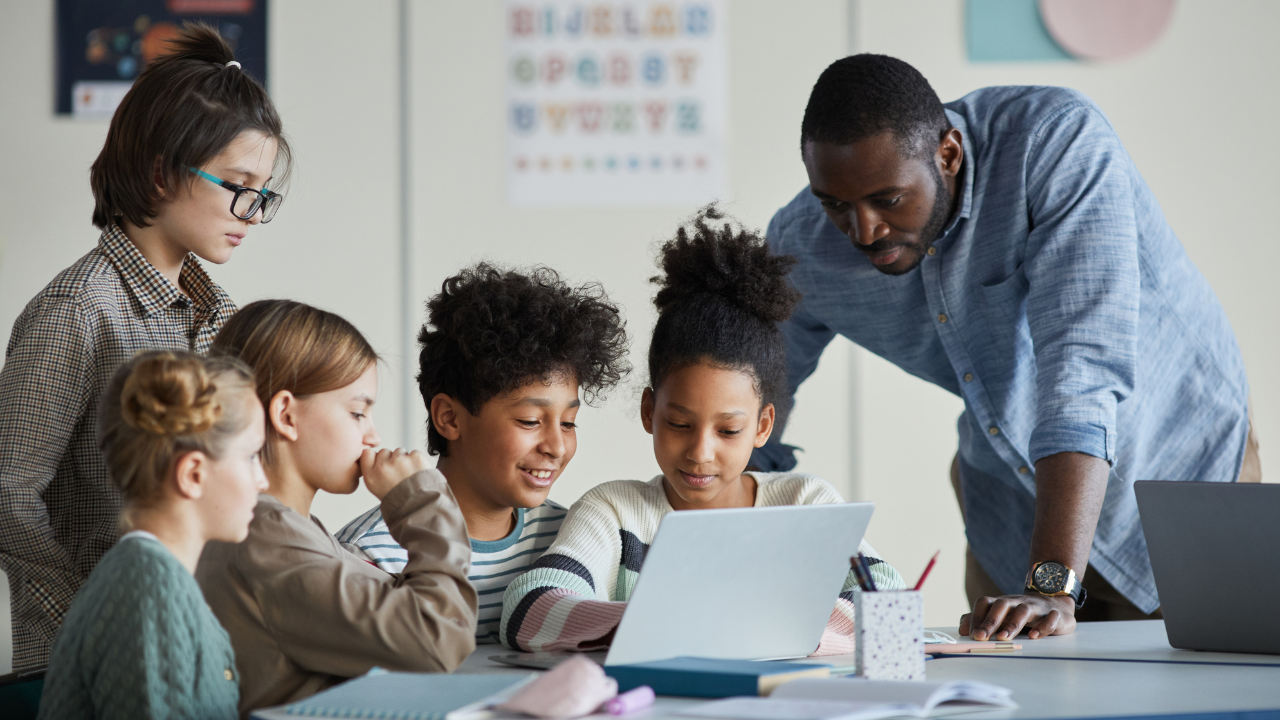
[605,657,832,698]
[280,672,533,719]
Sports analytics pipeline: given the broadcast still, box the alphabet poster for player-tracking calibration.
[506,1,728,207]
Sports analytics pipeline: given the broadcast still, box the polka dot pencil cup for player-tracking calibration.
[853,589,926,680]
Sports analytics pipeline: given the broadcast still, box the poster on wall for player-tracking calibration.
[57,0,268,118]
[506,1,727,207]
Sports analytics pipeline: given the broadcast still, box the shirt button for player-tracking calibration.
[1018,466,1030,474]
[989,427,1000,436]
[937,314,948,323]
[224,669,234,681]
[963,373,973,382]
[927,247,937,256]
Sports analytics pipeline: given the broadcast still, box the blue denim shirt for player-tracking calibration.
[752,86,1249,613]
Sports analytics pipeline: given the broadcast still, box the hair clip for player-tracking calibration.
[225,60,242,70]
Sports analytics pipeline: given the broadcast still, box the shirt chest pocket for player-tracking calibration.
[976,264,1030,335]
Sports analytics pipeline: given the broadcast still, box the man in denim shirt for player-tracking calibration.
[752,55,1259,639]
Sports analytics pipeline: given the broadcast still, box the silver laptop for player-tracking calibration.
[1135,480,1280,654]
[492,502,874,668]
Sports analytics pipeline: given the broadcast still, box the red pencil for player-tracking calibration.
[913,550,940,591]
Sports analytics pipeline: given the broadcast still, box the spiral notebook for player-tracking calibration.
[278,671,535,720]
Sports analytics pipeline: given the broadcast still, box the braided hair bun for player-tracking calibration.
[98,350,255,518]
[647,204,801,410]
[120,354,222,436]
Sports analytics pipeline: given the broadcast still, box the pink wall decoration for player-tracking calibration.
[1039,0,1176,61]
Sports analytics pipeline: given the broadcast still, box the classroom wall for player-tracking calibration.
[2,1,1276,632]
[847,0,1280,627]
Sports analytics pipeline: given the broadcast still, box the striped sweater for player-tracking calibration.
[499,472,904,655]
[337,501,567,644]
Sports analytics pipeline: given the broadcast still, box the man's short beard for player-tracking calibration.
[878,161,954,276]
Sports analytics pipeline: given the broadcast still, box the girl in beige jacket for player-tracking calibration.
[196,300,477,716]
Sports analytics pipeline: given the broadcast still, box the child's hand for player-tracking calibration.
[360,448,430,500]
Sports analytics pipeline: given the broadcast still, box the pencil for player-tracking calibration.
[849,555,871,591]
[858,552,878,591]
[913,550,940,591]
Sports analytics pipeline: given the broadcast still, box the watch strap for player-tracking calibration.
[1025,583,1087,608]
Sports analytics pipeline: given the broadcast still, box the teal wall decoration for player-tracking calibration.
[965,0,1071,62]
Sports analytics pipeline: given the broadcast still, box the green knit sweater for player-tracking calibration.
[38,534,239,720]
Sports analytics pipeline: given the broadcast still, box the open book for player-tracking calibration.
[676,677,1017,720]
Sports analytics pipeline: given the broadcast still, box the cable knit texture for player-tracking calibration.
[38,535,239,720]
[500,471,904,655]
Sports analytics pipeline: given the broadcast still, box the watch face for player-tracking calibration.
[1033,563,1068,593]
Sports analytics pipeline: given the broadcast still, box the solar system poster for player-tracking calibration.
[506,1,728,207]
[56,0,268,117]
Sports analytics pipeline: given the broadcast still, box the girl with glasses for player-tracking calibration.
[0,22,291,671]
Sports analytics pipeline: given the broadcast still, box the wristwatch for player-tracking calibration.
[1025,561,1087,608]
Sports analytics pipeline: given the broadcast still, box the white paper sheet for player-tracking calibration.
[676,698,922,720]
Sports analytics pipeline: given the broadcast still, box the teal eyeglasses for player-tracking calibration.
[189,167,282,223]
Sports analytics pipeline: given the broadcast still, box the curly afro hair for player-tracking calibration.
[419,263,631,456]
[648,204,800,412]
[800,53,951,158]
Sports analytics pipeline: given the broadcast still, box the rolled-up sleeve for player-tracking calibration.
[1023,104,1139,466]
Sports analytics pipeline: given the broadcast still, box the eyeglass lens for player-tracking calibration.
[230,189,281,223]
[262,194,281,223]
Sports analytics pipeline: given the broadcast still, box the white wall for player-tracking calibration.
[3,1,1276,630]
[844,0,1280,627]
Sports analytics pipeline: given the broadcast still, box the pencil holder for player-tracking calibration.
[853,589,925,681]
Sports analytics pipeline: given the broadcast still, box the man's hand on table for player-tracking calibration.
[956,451,1107,642]
[959,593,1076,641]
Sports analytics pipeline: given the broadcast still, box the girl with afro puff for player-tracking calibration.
[499,206,904,655]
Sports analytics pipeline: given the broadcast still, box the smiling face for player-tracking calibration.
[289,363,382,495]
[803,129,961,276]
[641,362,775,511]
[440,374,581,514]
[197,393,269,543]
[151,129,279,265]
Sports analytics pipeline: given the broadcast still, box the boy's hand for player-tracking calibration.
[360,448,430,500]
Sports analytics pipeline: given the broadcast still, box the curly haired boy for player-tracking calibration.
[338,263,630,644]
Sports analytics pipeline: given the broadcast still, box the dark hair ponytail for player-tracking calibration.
[90,22,292,230]
[647,205,801,412]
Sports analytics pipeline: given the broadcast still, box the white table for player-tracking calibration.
[254,621,1280,720]
[932,620,1280,666]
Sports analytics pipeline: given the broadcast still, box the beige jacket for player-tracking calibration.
[196,469,477,716]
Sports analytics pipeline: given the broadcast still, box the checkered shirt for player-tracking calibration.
[0,224,236,670]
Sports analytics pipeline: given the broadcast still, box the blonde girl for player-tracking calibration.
[196,299,477,715]
[39,350,266,720]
